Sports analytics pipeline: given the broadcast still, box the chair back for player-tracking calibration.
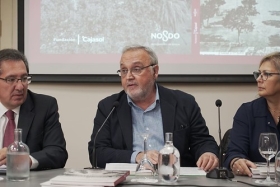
[220,129,231,163]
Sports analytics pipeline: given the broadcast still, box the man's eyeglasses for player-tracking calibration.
[0,76,32,85]
[253,71,280,81]
[117,64,156,77]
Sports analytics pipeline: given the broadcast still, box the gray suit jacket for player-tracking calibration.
[88,85,218,168]
[18,90,68,170]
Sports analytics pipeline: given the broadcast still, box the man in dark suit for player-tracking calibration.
[0,49,67,170]
[88,45,219,171]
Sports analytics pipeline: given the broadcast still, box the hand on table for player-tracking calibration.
[231,158,256,177]
[196,152,219,172]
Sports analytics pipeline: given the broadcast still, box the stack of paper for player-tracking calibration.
[250,166,275,179]
[105,163,153,175]
[180,167,206,175]
[40,169,130,187]
[105,163,206,176]
[0,165,6,174]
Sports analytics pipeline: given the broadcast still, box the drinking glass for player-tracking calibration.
[255,133,278,185]
[131,133,158,183]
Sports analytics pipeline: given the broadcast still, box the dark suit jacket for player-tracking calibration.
[224,97,280,169]
[88,85,218,168]
[18,90,68,170]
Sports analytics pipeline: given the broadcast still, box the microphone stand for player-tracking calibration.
[206,100,234,179]
[91,102,119,169]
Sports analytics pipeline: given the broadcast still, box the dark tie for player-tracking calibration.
[3,110,15,148]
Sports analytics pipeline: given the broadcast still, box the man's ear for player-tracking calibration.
[153,65,159,79]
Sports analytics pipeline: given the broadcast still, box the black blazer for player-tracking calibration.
[224,97,280,169]
[18,90,68,170]
[88,85,218,168]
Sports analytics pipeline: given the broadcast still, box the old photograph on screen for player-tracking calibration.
[200,0,280,56]
[40,0,192,55]
[22,0,279,75]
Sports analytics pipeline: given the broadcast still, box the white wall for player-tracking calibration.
[0,0,258,169]
[0,0,17,49]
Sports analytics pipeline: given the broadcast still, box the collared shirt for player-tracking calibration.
[128,85,164,163]
[0,102,38,169]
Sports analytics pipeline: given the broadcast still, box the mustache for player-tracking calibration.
[126,82,137,86]
[12,91,24,95]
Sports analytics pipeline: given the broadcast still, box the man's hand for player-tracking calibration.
[196,152,219,172]
[0,147,8,166]
[136,150,159,164]
[0,149,32,170]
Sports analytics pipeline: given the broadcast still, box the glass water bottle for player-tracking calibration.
[6,128,30,181]
[275,151,280,186]
[158,132,180,183]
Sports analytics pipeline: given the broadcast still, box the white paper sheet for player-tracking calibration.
[180,167,206,176]
[105,164,206,176]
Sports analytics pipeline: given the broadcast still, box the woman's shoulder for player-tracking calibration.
[241,97,265,107]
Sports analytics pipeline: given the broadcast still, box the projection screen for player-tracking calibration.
[18,0,280,82]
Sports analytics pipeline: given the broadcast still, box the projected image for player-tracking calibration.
[40,0,192,54]
[23,0,280,74]
[200,0,280,56]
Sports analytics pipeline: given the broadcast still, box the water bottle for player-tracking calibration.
[6,128,30,181]
[158,132,180,183]
[275,151,280,186]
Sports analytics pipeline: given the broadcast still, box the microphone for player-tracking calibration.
[206,99,234,179]
[91,101,119,169]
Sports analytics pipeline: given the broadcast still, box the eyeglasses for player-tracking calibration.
[117,64,156,77]
[253,71,280,81]
[0,76,32,85]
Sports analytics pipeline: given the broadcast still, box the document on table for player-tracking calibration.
[250,165,275,179]
[180,167,206,176]
[40,169,130,187]
[255,162,274,167]
[105,163,138,172]
[105,163,152,175]
[0,165,6,174]
[105,163,206,176]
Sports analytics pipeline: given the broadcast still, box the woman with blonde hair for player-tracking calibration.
[224,52,280,177]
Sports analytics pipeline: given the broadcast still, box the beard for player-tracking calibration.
[126,80,155,102]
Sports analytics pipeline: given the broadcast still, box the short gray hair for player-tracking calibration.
[122,45,158,65]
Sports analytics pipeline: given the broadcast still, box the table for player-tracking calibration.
[0,168,276,187]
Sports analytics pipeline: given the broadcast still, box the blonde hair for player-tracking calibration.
[259,51,280,72]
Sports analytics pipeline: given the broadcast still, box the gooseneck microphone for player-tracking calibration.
[91,101,119,169]
[216,99,222,158]
[206,99,234,179]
